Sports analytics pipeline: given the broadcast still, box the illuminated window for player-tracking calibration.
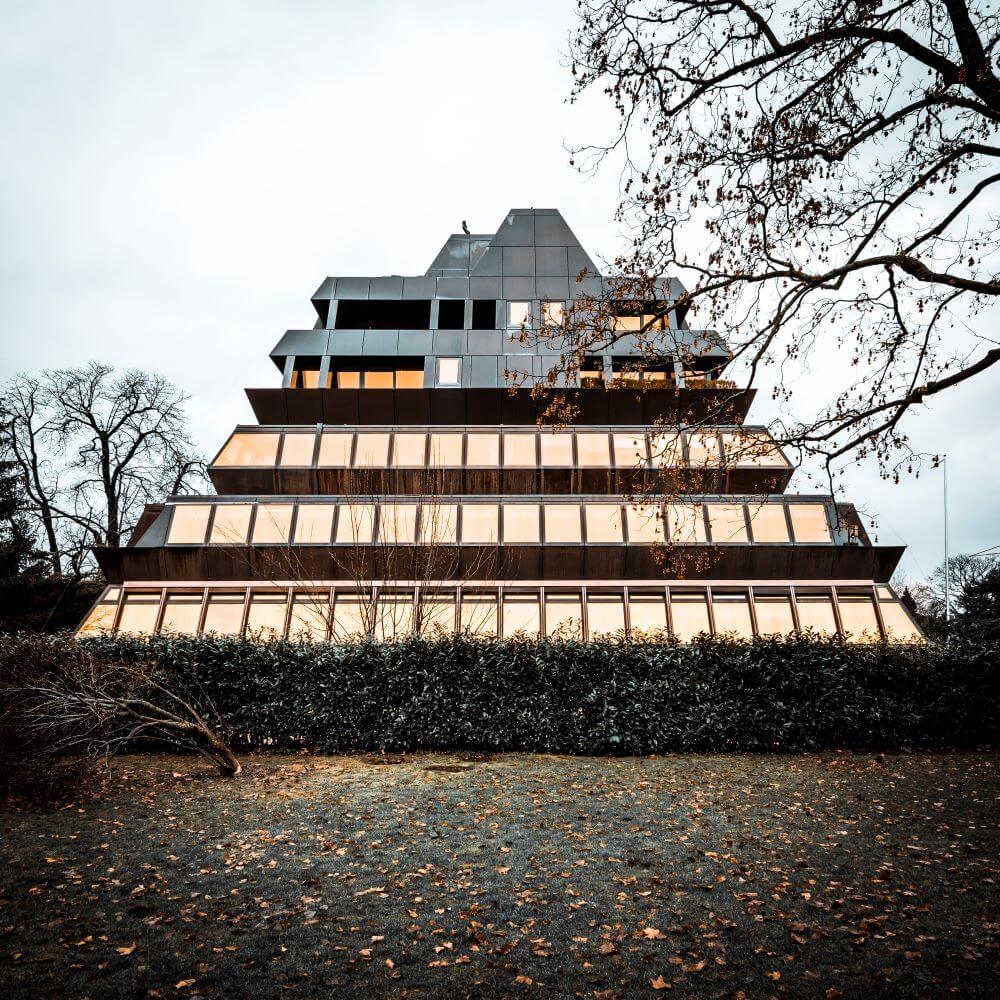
[837,594,880,642]
[746,504,790,543]
[201,592,245,636]
[648,432,683,467]
[245,592,288,639]
[721,430,786,467]
[279,433,315,466]
[215,432,280,467]
[711,592,753,637]
[503,504,540,543]
[628,591,668,636]
[117,592,160,635]
[437,357,462,386]
[879,600,923,642]
[613,433,647,467]
[666,503,707,543]
[289,593,330,642]
[795,592,837,636]
[209,505,252,544]
[507,301,531,328]
[707,504,748,543]
[626,504,664,543]
[460,591,498,637]
[335,504,375,543]
[296,369,324,389]
[576,432,610,466]
[252,504,293,544]
[611,314,641,331]
[670,591,711,641]
[544,504,582,543]
[541,301,564,326]
[392,433,427,467]
[461,504,499,543]
[419,503,458,543]
[686,431,720,466]
[159,592,202,635]
[167,504,212,544]
[754,594,795,636]
[353,433,390,467]
[395,369,424,389]
[419,591,457,636]
[428,433,463,466]
[587,592,625,637]
[78,600,118,636]
[502,592,540,637]
[375,593,413,641]
[378,504,418,543]
[336,371,360,389]
[545,592,583,639]
[365,370,394,390]
[503,433,537,467]
[332,593,370,640]
[317,432,353,467]
[539,432,573,466]
[585,504,624,543]
[788,504,832,543]
[294,504,335,544]
[465,433,500,466]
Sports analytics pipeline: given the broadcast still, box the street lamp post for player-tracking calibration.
[943,454,950,627]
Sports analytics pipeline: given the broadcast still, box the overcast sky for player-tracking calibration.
[1,0,997,583]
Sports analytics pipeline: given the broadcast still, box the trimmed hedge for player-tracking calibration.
[58,633,1000,754]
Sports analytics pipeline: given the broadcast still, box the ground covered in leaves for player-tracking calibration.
[1,752,997,998]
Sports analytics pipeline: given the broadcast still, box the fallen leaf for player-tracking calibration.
[642,927,667,940]
[651,975,670,990]
[116,943,136,956]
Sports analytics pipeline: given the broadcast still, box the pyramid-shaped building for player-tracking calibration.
[78,209,922,642]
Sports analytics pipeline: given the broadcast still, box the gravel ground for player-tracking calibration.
[1,752,997,999]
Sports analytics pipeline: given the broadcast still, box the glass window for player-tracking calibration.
[294,504,335,544]
[711,592,753,638]
[419,592,456,636]
[707,503,748,543]
[215,432,281,467]
[460,592,498,637]
[278,432,315,467]
[354,433,390,467]
[686,431,720,466]
[507,301,531,328]
[648,432,683,467]
[879,600,923,642]
[437,357,462,386]
[378,504,418,543]
[576,432,610,467]
[167,504,212,544]
[502,592,540,637]
[159,592,202,635]
[747,504,790,543]
[721,430,787,467]
[419,503,458,544]
[795,592,837,636]
[626,504,664,543]
[612,315,641,331]
[613,433,647,468]
[545,592,583,639]
[428,433,463,466]
[336,371,360,389]
[541,301,564,326]
[539,432,573,466]
[670,591,711,641]
[252,504,293,544]
[754,594,795,636]
[503,433,537,467]
[503,503,540,542]
[332,593,371,640]
[297,369,323,389]
[585,504,623,543]
[375,593,413,641]
[788,503,832,543]
[365,370,394,389]
[396,369,424,389]
[461,504,499,543]
[335,504,375,543]
[209,504,252,544]
[201,592,245,636]
[837,594,881,642]
[544,504,582,543]
[245,592,288,639]
[392,433,427,467]
[465,432,499,466]
[78,601,118,636]
[317,432,353,467]
[117,592,160,635]
[628,591,668,637]
[666,503,707,543]
[587,593,625,637]
[289,593,330,642]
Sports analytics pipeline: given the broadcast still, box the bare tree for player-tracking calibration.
[550,0,1000,482]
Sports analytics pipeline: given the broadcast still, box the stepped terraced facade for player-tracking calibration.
[78,209,922,642]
